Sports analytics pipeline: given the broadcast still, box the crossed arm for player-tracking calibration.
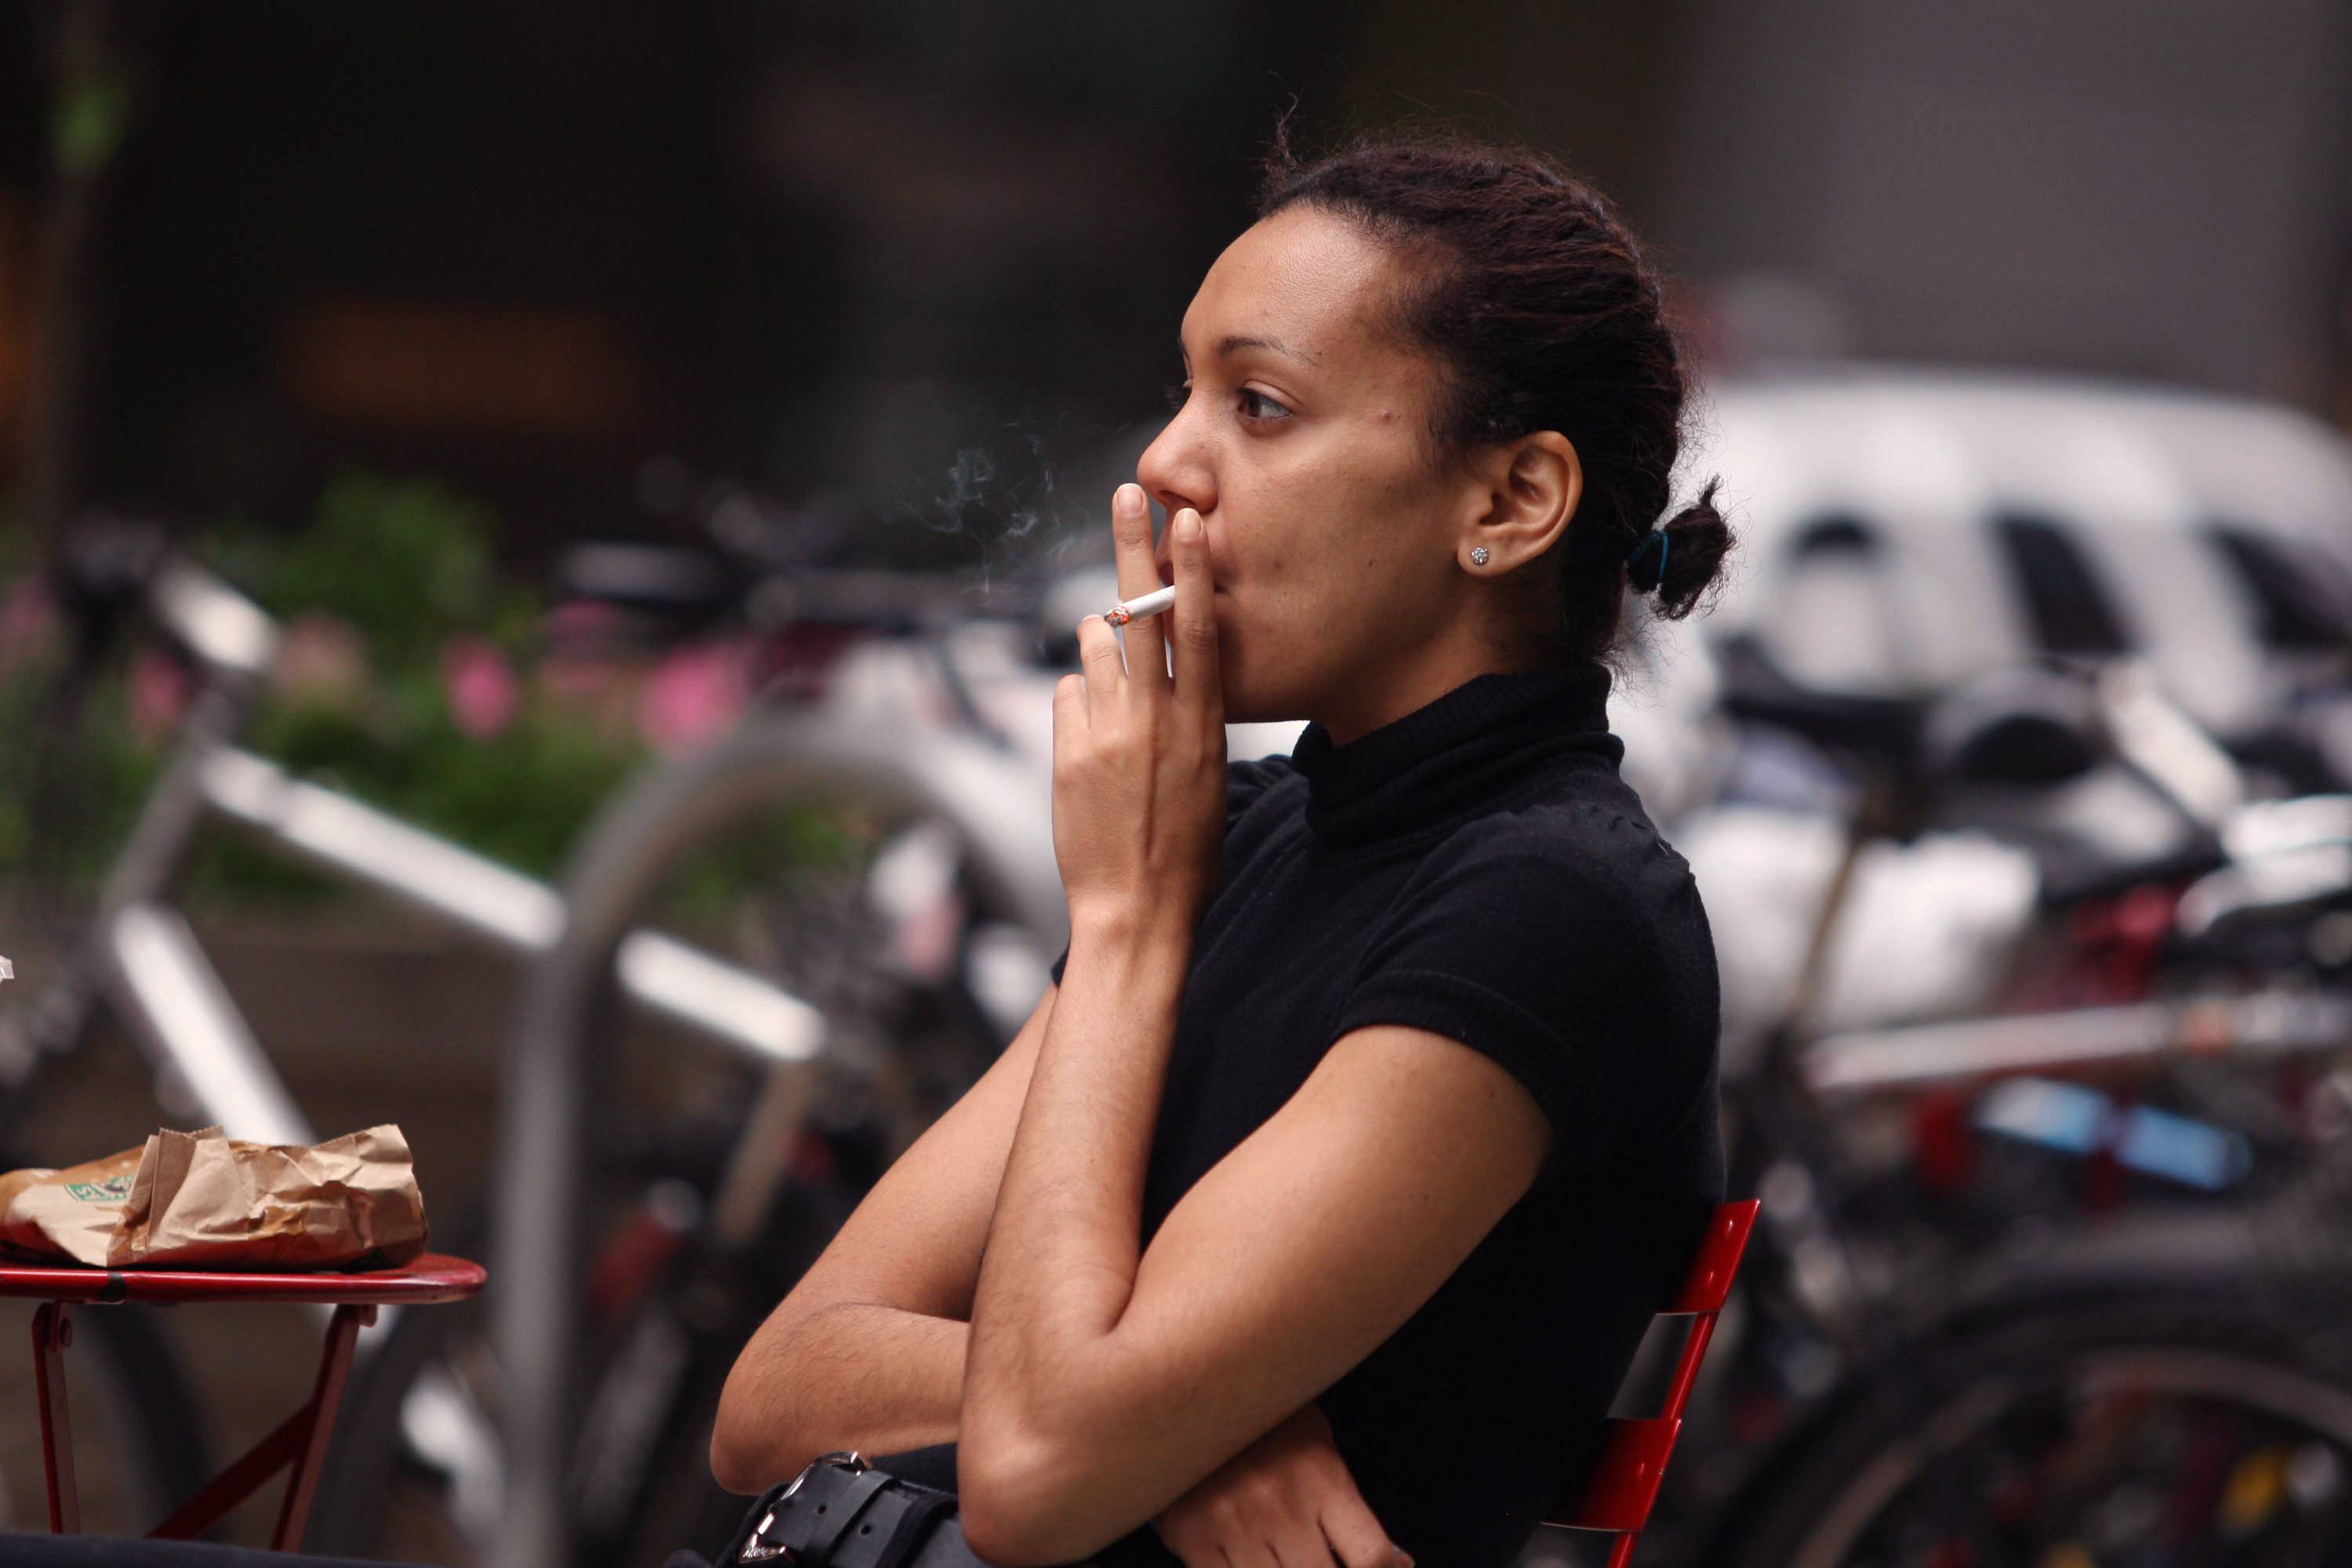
[711,919,1551,1565]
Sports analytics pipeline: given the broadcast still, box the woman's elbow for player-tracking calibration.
[958,1424,1108,1566]
[709,1433,756,1497]
[708,1400,771,1496]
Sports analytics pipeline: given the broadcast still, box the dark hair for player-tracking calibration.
[1256,126,1732,665]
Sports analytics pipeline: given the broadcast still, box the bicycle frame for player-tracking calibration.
[11,554,829,1156]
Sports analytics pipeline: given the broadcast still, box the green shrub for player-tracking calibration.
[2,474,649,909]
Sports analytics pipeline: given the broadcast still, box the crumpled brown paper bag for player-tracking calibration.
[0,1124,427,1270]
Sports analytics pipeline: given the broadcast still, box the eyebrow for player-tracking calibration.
[1180,332,1321,368]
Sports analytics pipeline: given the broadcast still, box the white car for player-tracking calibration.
[1661,366,2352,731]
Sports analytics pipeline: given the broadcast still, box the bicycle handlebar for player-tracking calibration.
[148,558,277,682]
[49,517,278,687]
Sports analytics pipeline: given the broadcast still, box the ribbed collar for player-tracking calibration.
[1289,661,1621,850]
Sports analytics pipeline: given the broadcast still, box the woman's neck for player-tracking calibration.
[1309,639,1548,748]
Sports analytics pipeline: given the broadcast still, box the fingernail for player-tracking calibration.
[1116,483,1144,513]
[1175,511,1203,543]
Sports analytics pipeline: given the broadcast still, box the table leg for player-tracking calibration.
[31,1301,78,1534]
[149,1299,381,1545]
[270,1300,375,1551]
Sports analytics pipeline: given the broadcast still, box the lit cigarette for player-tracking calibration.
[1102,585,1177,628]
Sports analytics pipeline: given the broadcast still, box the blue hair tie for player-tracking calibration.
[1626,528,1669,586]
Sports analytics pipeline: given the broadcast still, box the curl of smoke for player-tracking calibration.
[905,417,1122,593]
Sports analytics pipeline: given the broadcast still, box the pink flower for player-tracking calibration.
[129,648,193,742]
[637,642,746,753]
[441,634,520,739]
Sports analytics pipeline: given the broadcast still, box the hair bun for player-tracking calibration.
[1644,477,1732,620]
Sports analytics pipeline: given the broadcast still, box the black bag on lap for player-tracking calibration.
[676,1452,987,1568]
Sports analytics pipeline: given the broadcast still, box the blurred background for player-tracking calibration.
[2,3,2351,1566]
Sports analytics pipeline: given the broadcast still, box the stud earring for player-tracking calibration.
[1469,546,1490,567]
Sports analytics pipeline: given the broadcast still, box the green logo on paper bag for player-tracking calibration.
[65,1175,132,1203]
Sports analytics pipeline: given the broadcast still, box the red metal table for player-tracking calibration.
[0,1254,485,1550]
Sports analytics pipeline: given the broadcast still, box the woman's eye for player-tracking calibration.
[1239,389,1291,421]
[1163,382,1191,414]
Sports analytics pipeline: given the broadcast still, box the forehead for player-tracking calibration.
[1181,205,1402,361]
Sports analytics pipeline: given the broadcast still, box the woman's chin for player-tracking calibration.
[1214,637,1320,728]
[1218,670,1301,730]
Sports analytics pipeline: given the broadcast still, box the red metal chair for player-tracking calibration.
[0,1253,485,1548]
[1548,1199,1761,1568]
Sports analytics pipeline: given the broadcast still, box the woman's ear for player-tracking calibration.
[1461,431,1581,574]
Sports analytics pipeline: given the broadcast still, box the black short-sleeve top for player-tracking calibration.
[887,661,1725,1567]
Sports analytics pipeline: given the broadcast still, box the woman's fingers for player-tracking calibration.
[1110,483,1169,688]
[1150,1518,1222,1568]
[1319,1488,1413,1568]
[1074,614,1124,716]
[1269,1526,1337,1566]
[1167,506,1221,721]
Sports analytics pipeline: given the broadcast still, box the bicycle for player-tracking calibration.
[1630,641,2352,1566]
[0,514,1095,1558]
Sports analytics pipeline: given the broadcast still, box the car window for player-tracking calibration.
[1990,512,2132,656]
[2203,524,2352,652]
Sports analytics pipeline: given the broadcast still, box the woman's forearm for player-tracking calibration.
[960,907,1192,1549]
[710,1301,968,1493]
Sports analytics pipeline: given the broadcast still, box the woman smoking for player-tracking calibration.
[713,125,1732,1568]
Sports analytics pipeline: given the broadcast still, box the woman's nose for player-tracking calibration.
[1136,412,1212,535]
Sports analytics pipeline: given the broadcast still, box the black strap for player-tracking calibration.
[870,1490,959,1568]
[720,1458,983,1568]
[797,1467,896,1563]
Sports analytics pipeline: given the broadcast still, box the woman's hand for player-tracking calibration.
[1051,484,1226,933]
[1152,1403,1413,1568]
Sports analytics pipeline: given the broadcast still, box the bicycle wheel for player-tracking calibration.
[1700,1287,2352,1568]
[311,713,1061,1565]
[0,1300,214,1537]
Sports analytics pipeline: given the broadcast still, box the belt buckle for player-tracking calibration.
[738,1451,870,1563]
